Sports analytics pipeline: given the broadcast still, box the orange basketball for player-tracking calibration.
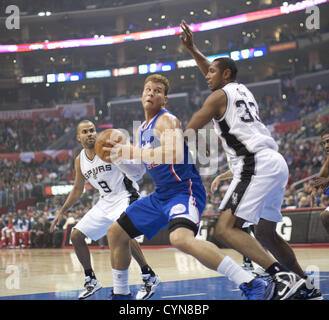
[94,128,127,162]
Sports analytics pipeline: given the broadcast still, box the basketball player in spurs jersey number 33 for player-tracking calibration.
[180,19,322,300]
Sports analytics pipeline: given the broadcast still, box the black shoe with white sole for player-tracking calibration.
[270,272,306,300]
[78,276,102,300]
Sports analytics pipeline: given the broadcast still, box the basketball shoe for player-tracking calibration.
[136,274,161,300]
[289,276,323,300]
[269,272,306,300]
[78,276,102,299]
[239,278,268,300]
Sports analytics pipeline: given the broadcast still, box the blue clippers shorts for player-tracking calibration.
[119,178,206,240]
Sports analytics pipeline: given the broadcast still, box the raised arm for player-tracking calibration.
[180,20,210,77]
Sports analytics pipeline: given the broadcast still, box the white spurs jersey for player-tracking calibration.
[213,82,278,169]
[79,149,139,199]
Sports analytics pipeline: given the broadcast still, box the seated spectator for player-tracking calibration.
[51,214,66,248]
[30,216,51,248]
[284,195,297,209]
[13,215,31,248]
[298,196,311,208]
[0,216,14,248]
[320,194,329,208]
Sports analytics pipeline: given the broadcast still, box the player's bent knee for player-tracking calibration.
[169,229,192,251]
[108,212,142,242]
[107,221,125,242]
[70,228,85,245]
[215,209,236,240]
[168,218,198,250]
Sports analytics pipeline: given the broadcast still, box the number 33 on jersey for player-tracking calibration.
[213,82,278,162]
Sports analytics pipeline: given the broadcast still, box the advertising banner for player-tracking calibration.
[61,208,329,248]
[0,103,95,122]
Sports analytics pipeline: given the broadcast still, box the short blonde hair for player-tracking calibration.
[144,74,170,95]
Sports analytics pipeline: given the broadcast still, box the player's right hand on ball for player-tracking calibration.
[102,142,122,163]
[102,142,134,163]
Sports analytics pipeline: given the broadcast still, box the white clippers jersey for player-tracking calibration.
[79,149,139,199]
[212,82,278,169]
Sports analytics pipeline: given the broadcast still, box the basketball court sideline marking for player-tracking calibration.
[161,293,207,299]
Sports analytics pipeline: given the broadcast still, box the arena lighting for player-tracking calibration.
[86,69,112,79]
[46,72,83,83]
[112,66,138,77]
[44,185,86,195]
[0,0,327,53]
[19,75,45,84]
[19,47,267,84]
[177,46,267,67]
[138,62,175,74]
[44,185,74,196]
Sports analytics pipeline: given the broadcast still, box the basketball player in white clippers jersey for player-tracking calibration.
[50,120,160,300]
[180,20,323,300]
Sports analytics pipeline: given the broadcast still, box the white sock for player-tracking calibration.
[217,256,254,287]
[112,268,130,295]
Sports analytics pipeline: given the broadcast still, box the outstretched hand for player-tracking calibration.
[180,20,195,50]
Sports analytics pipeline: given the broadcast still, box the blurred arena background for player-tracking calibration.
[0,0,328,301]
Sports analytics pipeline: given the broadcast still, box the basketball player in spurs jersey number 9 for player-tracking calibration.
[50,120,160,300]
[180,19,322,300]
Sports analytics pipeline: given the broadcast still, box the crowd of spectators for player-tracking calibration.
[0,117,78,153]
[0,191,95,249]
[259,85,329,126]
[0,157,74,208]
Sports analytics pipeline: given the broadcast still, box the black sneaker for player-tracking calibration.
[270,272,306,300]
[289,283,324,300]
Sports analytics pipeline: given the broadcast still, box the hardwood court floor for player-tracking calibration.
[0,247,328,300]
